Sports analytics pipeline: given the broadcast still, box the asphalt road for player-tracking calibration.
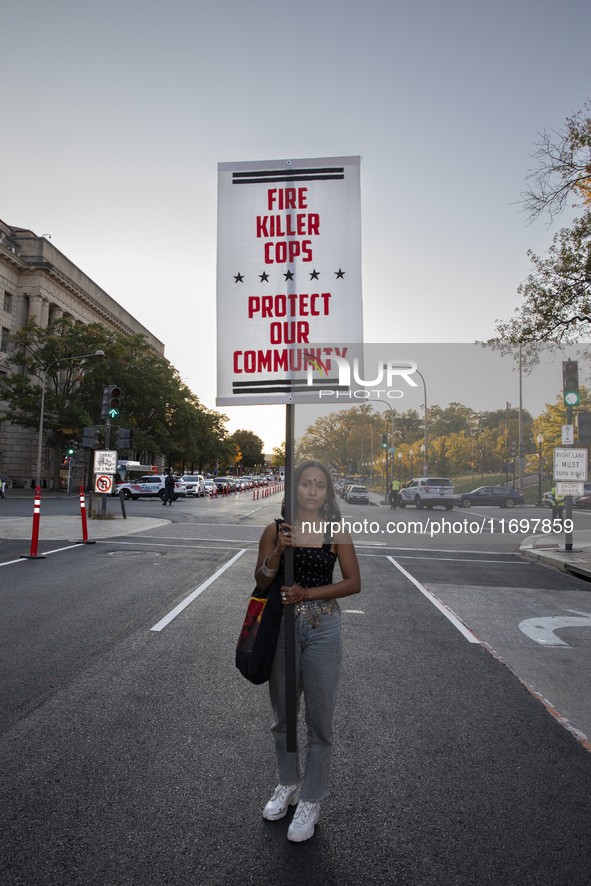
[1,493,591,885]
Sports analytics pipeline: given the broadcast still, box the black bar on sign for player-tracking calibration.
[233,175,344,184]
[232,167,344,178]
[232,377,341,388]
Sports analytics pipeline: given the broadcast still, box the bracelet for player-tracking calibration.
[261,557,279,577]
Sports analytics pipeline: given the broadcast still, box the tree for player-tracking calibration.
[2,318,233,483]
[521,102,591,222]
[230,429,264,470]
[492,211,591,345]
[272,442,286,466]
[490,103,591,351]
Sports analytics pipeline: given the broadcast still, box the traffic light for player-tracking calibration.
[67,439,76,456]
[563,360,580,407]
[116,427,133,449]
[101,385,122,419]
[577,411,591,446]
[381,434,387,450]
[82,427,99,449]
[510,441,516,458]
[519,442,525,457]
[109,386,121,418]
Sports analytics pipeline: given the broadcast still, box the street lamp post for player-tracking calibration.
[536,434,544,507]
[420,444,425,476]
[409,449,414,480]
[398,451,402,483]
[36,350,105,488]
[416,369,428,475]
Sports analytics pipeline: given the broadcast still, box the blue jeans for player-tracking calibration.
[268,608,342,803]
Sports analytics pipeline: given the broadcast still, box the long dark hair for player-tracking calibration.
[281,460,341,522]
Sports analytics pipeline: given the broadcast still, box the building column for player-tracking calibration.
[27,295,45,325]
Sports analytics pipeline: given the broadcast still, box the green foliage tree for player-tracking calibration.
[2,318,232,483]
[230,429,265,470]
[272,442,286,466]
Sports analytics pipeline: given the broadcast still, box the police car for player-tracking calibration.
[116,474,187,500]
[398,477,455,510]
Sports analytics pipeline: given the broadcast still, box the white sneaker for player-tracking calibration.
[287,800,320,842]
[263,783,302,821]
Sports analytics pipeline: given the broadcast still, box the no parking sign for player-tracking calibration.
[94,475,113,494]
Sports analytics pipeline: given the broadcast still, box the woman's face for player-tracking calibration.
[296,467,328,515]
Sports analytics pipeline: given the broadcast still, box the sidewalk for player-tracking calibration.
[521,528,591,581]
[0,515,170,540]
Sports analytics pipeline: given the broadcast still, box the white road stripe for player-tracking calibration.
[360,554,528,563]
[0,543,83,568]
[150,549,248,632]
[387,556,481,644]
[97,540,256,551]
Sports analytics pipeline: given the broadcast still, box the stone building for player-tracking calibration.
[0,218,164,489]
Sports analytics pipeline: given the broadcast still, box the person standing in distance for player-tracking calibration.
[163,470,175,506]
[254,460,361,842]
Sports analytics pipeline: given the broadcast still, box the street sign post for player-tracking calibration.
[93,450,117,474]
[561,425,574,445]
[556,482,585,496]
[94,474,113,494]
[553,448,588,481]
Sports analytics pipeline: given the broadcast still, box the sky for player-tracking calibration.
[2,0,590,451]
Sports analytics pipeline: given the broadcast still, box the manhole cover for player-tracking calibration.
[107,550,163,557]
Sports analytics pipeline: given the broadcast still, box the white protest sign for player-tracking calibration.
[216,156,363,405]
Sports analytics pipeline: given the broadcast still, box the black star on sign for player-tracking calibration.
[234,272,244,283]
[259,272,270,282]
[335,269,345,279]
[310,269,320,280]
[284,270,294,281]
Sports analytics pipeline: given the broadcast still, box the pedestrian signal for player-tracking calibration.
[82,427,99,449]
[577,411,591,446]
[563,360,580,407]
[116,427,133,449]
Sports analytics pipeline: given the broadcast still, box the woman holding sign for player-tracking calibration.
[254,460,361,842]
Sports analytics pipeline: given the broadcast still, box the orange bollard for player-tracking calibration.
[77,486,96,544]
[20,486,46,559]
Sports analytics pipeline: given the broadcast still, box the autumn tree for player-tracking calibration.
[230,429,265,470]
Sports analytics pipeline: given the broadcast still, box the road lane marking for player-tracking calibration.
[358,554,528,563]
[97,540,256,551]
[0,543,83,567]
[150,549,248,632]
[387,556,480,644]
[518,613,591,647]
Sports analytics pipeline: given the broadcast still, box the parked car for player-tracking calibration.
[116,474,187,501]
[454,485,524,509]
[182,474,205,496]
[346,485,370,504]
[398,477,455,510]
